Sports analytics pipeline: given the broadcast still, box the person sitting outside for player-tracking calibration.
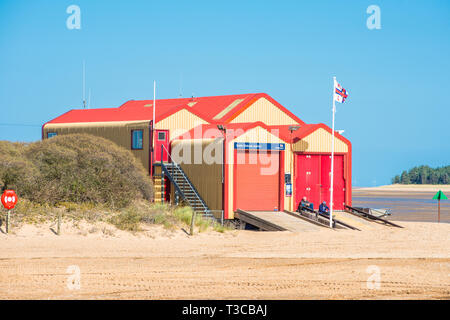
[298,196,314,212]
[319,201,330,215]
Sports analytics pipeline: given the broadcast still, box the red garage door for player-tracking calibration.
[235,150,280,211]
[295,154,321,207]
[295,154,345,210]
[320,155,345,210]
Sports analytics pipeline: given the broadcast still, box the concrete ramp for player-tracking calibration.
[333,211,380,230]
[235,209,323,232]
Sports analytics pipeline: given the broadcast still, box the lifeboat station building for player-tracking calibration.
[43,93,352,221]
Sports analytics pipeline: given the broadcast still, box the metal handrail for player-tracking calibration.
[159,144,209,212]
[204,210,224,225]
[159,164,187,204]
[160,144,199,196]
[160,143,177,165]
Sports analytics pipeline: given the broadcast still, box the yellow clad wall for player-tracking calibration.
[155,109,208,139]
[293,128,348,153]
[43,121,151,173]
[285,148,294,211]
[230,97,300,126]
[170,138,223,215]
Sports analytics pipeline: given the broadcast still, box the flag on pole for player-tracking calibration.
[329,76,349,228]
[334,79,348,103]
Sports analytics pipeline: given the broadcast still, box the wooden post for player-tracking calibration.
[433,190,447,223]
[57,212,61,235]
[190,211,196,236]
[438,199,441,223]
[6,210,10,234]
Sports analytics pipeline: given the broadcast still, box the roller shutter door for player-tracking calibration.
[235,150,280,211]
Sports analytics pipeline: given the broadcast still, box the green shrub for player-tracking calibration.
[108,203,228,233]
[109,206,144,232]
[0,134,153,208]
[213,223,227,233]
[4,198,52,225]
[109,202,176,231]
[173,206,194,225]
[172,206,226,233]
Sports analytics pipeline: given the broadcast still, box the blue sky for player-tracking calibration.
[0,0,449,186]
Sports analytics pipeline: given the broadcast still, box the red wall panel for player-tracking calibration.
[320,155,345,210]
[295,153,346,210]
[295,155,321,208]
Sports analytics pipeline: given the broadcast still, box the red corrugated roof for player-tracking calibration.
[174,122,292,142]
[175,122,351,147]
[45,93,305,126]
[266,123,352,146]
[45,107,151,124]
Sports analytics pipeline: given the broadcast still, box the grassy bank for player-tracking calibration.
[0,199,228,235]
[0,134,153,208]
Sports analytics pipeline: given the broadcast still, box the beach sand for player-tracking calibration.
[0,185,449,300]
[0,213,449,299]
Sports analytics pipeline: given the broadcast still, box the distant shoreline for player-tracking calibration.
[354,184,450,192]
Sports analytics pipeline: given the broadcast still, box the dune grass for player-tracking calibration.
[1,199,230,234]
[109,202,228,233]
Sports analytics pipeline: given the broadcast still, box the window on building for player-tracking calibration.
[47,132,57,138]
[131,130,143,150]
[157,131,166,141]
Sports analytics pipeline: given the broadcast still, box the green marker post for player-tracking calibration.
[432,190,448,223]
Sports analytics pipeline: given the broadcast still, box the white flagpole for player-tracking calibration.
[330,77,336,228]
[153,80,156,128]
[153,80,156,172]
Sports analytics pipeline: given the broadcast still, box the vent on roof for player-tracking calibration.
[187,102,197,107]
[212,98,245,120]
[144,103,153,107]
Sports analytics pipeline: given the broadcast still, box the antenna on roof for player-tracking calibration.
[82,60,86,109]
